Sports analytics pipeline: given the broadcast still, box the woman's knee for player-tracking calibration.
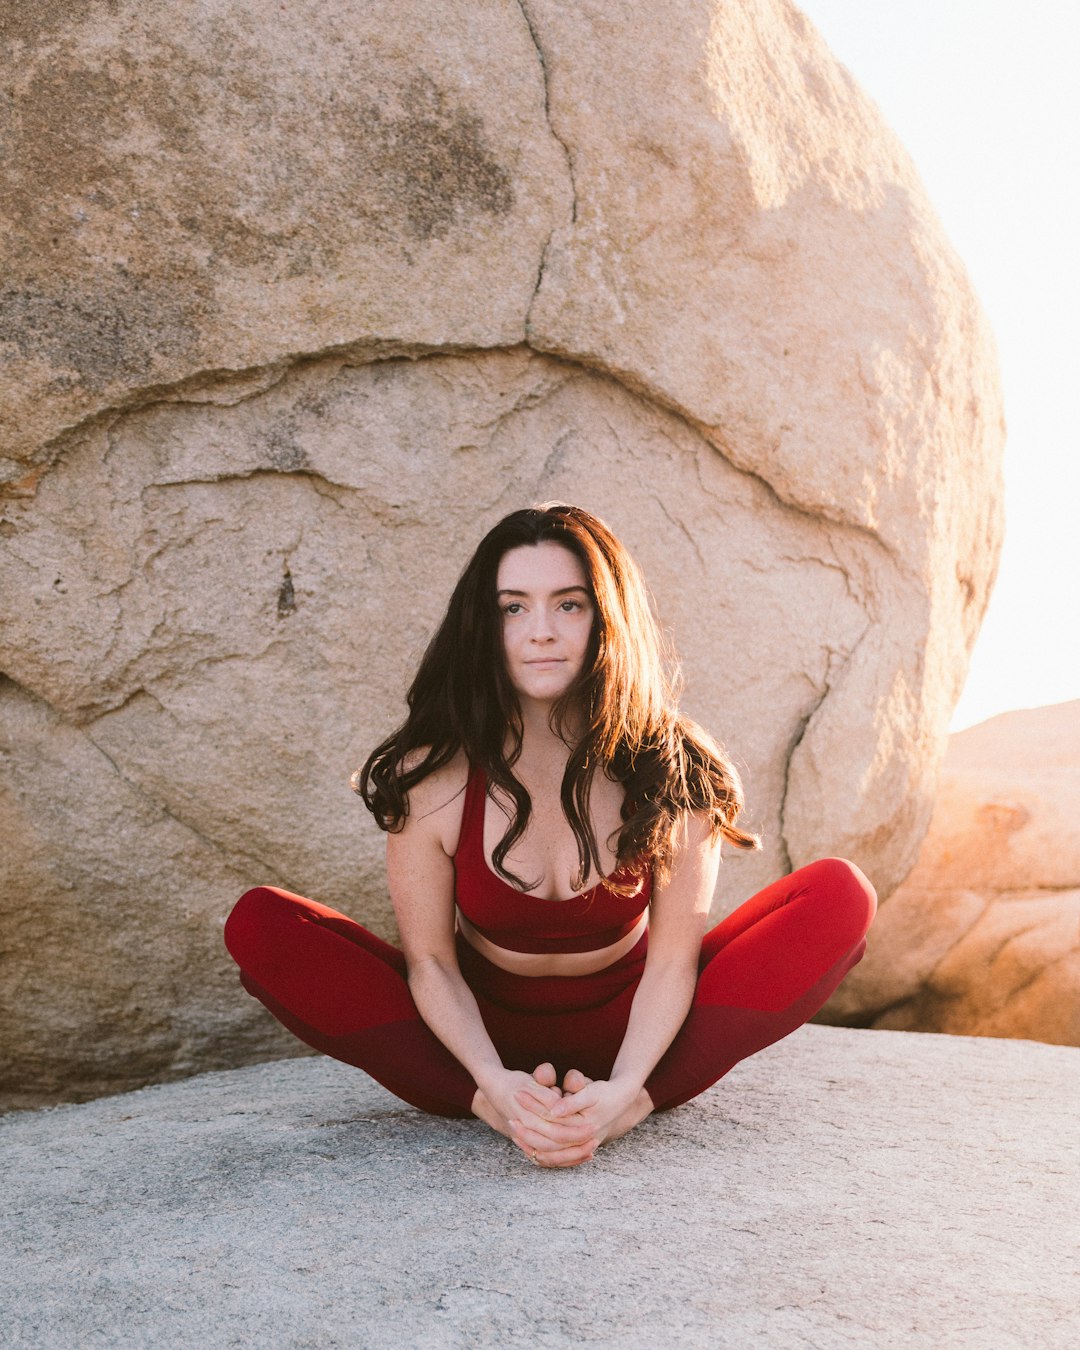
[223,885,302,965]
[798,856,878,936]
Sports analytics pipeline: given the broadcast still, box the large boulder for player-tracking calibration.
[0,0,1004,1108]
[822,701,1080,1046]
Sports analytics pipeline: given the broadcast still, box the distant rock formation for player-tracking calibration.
[822,701,1080,1046]
[0,1,1004,1108]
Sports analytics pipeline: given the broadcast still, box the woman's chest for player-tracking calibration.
[485,774,627,900]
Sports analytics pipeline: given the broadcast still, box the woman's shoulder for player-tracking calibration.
[397,747,472,856]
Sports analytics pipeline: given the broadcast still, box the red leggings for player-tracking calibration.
[223,857,876,1117]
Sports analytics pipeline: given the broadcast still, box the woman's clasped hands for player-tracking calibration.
[505,1062,654,1168]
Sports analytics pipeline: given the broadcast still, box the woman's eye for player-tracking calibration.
[559,600,582,612]
[503,602,523,616]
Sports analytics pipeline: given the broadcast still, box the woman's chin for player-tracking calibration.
[514,677,574,705]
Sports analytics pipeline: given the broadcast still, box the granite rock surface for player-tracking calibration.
[1,1026,1076,1349]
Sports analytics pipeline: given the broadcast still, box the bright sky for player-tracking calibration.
[795,1,1080,732]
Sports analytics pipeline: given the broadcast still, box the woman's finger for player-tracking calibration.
[510,1116,594,1151]
[530,1137,598,1168]
[509,1111,593,1149]
[512,1094,584,1125]
[549,1085,597,1118]
[514,1094,592,1135]
[510,1113,593,1148]
[518,1082,562,1111]
[521,1098,593,1129]
[514,1086,561,1116]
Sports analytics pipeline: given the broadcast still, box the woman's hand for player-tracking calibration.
[472,1066,559,1133]
[480,1063,653,1168]
[545,1070,654,1147]
[473,1065,595,1167]
[495,1063,599,1168]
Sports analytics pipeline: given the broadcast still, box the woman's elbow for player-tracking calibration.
[404,950,460,987]
[644,952,700,992]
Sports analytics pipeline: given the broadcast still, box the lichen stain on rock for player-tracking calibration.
[261,428,309,474]
[0,5,554,472]
[0,275,203,391]
[976,800,1031,834]
[3,29,515,301]
[344,76,516,241]
[0,0,123,46]
[7,57,124,202]
[276,567,297,619]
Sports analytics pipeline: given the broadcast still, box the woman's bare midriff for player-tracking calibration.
[456,907,648,977]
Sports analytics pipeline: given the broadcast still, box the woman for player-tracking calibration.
[224,503,876,1168]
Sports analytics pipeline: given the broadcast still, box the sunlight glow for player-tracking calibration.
[795,1,1080,732]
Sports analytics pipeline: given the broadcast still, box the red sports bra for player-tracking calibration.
[454,763,652,954]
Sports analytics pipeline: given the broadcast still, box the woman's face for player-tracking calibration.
[496,541,595,709]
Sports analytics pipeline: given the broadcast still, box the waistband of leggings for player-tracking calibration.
[455,930,648,1014]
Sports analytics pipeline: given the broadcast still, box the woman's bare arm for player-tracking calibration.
[386,761,594,1163]
[608,811,720,1094]
[386,795,503,1092]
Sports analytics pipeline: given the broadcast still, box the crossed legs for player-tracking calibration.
[223,856,876,1119]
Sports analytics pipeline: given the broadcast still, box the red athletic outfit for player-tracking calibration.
[224,765,876,1116]
[453,765,653,953]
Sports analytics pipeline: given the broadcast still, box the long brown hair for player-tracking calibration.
[354,503,760,890]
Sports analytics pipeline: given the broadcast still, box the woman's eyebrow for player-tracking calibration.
[497,585,591,597]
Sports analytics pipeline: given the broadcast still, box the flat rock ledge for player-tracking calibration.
[2,1026,1076,1350]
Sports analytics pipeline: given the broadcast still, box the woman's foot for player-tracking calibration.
[470,1087,510,1137]
[561,1069,654,1143]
